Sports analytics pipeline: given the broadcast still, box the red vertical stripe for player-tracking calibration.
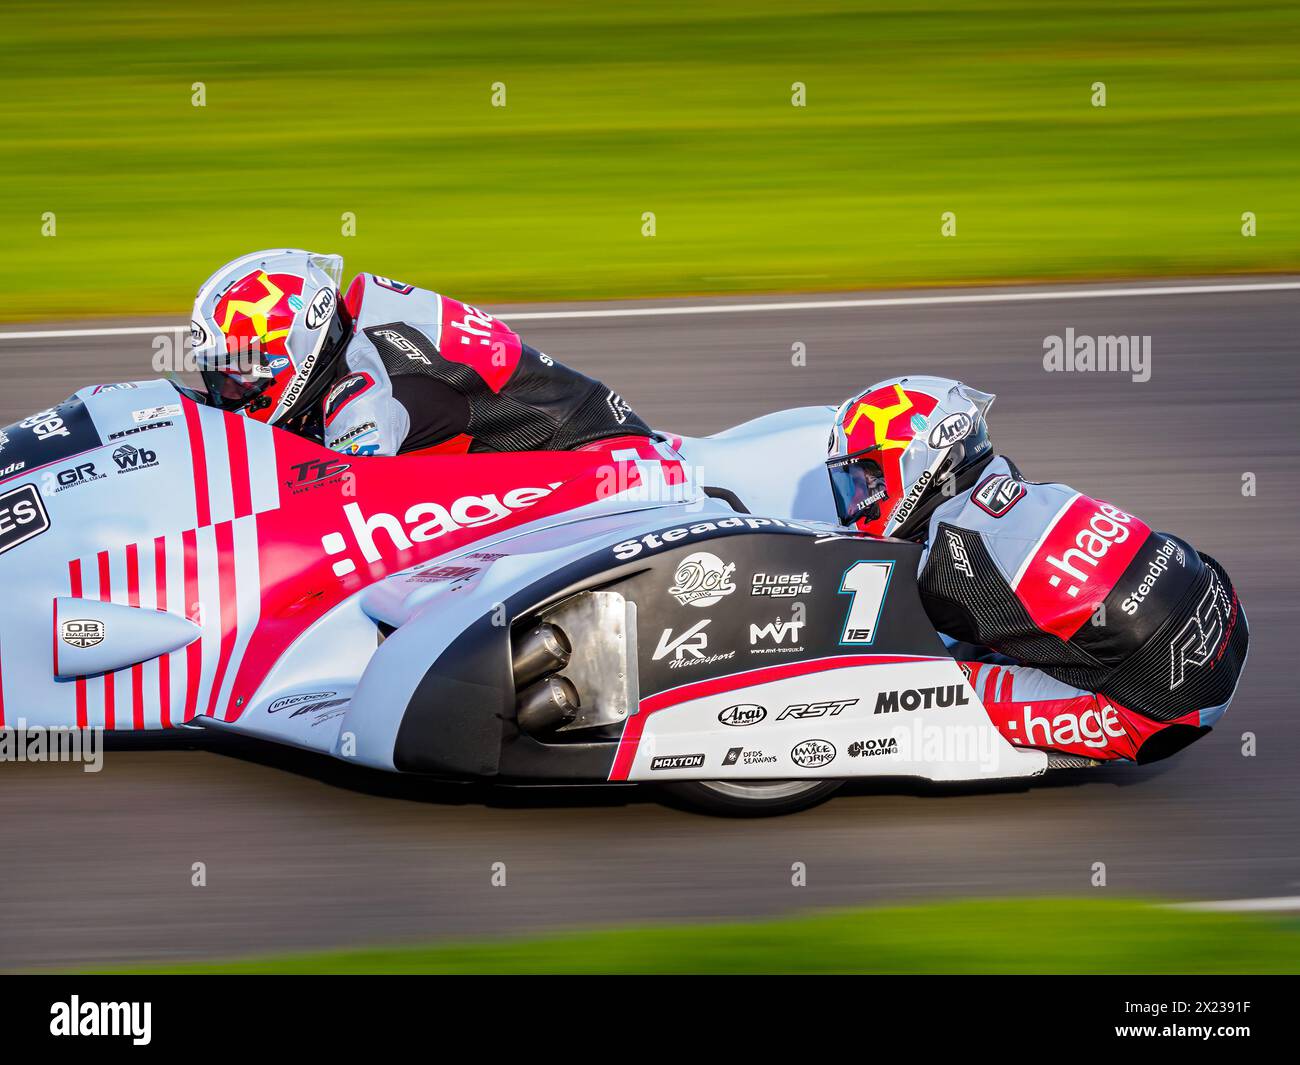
[69,558,87,729]
[999,668,1015,703]
[226,413,252,519]
[983,666,1001,706]
[125,543,140,605]
[182,529,201,723]
[206,521,239,719]
[182,400,219,722]
[183,400,211,528]
[155,536,172,729]
[126,543,144,730]
[97,551,115,730]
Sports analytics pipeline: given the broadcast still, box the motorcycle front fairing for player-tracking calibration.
[0,380,694,735]
[0,381,1046,787]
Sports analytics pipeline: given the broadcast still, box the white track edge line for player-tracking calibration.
[1165,896,1300,913]
[1,280,1297,340]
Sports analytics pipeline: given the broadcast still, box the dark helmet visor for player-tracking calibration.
[199,300,350,416]
[200,367,275,412]
[826,446,888,526]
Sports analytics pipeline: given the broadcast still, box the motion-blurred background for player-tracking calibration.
[0,1,1297,973]
[1,0,1298,318]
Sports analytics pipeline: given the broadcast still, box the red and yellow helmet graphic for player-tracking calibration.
[193,250,348,426]
[215,270,304,354]
[828,376,996,538]
[829,382,940,536]
[838,382,939,456]
[209,270,306,423]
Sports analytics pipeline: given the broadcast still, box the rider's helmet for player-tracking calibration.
[825,375,996,539]
[190,249,352,426]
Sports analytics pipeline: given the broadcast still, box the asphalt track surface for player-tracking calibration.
[0,278,1296,969]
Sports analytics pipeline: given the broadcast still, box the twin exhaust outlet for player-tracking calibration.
[512,622,580,735]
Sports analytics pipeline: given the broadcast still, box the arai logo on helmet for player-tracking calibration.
[928,412,973,448]
[304,287,336,331]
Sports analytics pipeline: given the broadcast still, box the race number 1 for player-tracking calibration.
[838,561,893,645]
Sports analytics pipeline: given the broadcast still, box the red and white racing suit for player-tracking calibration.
[918,457,1249,763]
[320,274,654,458]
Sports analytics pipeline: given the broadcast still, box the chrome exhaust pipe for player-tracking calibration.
[516,674,580,735]
[511,622,572,689]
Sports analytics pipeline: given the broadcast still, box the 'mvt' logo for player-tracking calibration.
[749,617,804,646]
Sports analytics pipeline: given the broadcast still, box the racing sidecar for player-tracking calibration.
[0,379,1050,814]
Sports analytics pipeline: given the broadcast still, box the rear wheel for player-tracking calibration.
[660,778,842,817]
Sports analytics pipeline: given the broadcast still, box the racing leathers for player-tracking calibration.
[917,456,1248,763]
[320,274,653,457]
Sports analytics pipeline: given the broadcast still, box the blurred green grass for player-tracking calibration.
[103,899,1300,974]
[1,0,1297,319]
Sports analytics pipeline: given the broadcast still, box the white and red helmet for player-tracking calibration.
[190,249,352,426]
[826,376,996,539]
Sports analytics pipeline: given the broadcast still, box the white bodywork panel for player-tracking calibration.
[624,657,1045,782]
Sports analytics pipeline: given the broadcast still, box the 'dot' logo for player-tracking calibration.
[668,551,736,608]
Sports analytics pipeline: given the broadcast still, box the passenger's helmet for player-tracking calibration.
[826,376,996,539]
[190,249,352,426]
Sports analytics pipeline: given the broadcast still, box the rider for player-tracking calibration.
[189,249,656,457]
[825,376,1249,764]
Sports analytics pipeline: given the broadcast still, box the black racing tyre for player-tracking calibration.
[659,778,842,817]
